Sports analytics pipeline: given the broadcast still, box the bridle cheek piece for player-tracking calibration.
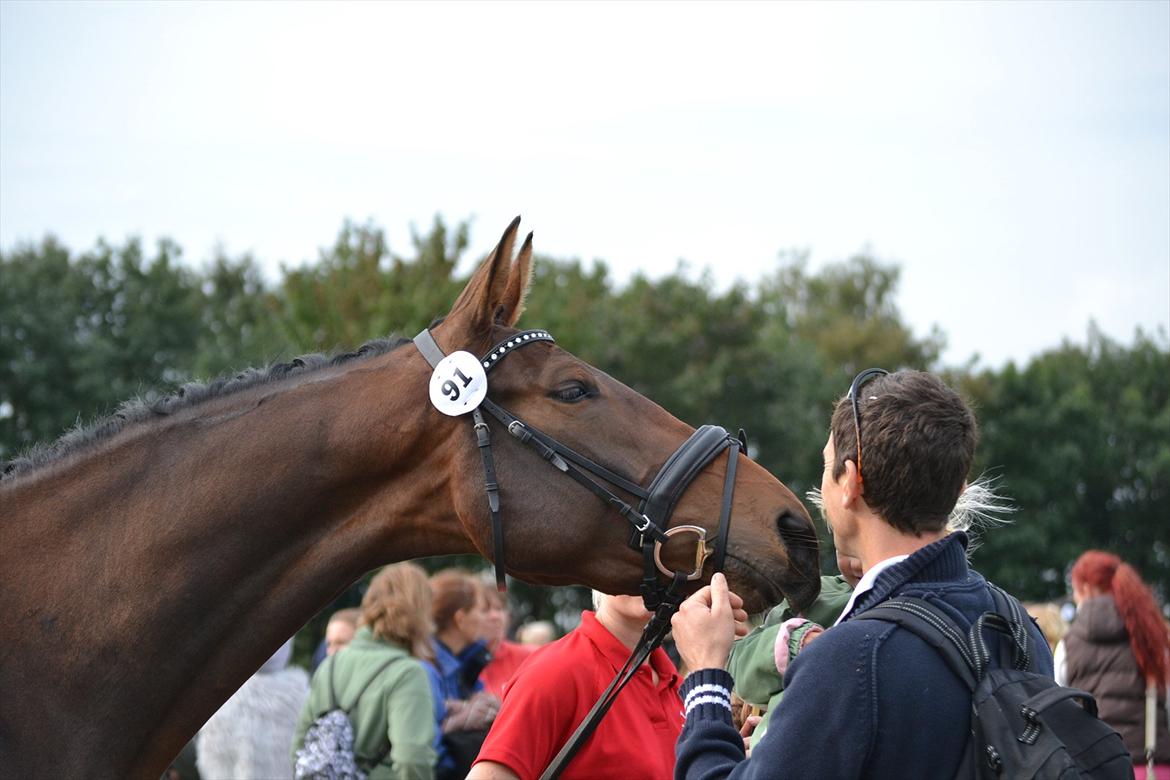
[413,327,743,611]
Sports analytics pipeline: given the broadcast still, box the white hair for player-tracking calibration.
[945,474,1015,550]
[591,590,607,611]
[805,473,1014,552]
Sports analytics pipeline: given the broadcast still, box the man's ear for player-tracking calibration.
[840,460,864,508]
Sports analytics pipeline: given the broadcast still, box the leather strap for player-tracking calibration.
[711,438,740,574]
[412,328,446,369]
[472,406,507,591]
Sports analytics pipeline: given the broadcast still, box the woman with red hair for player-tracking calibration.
[1062,550,1170,778]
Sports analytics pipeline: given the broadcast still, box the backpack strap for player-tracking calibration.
[855,588,1039,780]
[341,655,405,715]
[325,652,340,711]
[854,586,1035,685]
[854,597,978,691]
[986,584,1032,673]
[328,653,408,773]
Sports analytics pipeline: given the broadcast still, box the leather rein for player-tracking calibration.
[414,326,745,778]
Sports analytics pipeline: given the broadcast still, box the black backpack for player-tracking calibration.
[856,586,1133,779]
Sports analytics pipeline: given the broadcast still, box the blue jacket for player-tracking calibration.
[676,533,1053,780]
[424,638,490,773]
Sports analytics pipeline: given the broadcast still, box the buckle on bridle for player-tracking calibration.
[653,525,714,581]
[634,513,653,534]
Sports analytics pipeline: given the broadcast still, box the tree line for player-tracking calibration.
[3,216,1167,640]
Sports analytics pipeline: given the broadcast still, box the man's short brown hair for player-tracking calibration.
[830,370,977,536]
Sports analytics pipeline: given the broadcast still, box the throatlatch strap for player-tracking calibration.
[472,406,507,592]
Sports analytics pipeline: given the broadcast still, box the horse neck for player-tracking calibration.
[1,345,470,778]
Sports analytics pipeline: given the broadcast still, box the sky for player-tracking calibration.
[1,0,1167,369]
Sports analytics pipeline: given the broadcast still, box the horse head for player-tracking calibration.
[421,217,820,613]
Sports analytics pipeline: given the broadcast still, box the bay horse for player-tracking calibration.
[0,218,820,779]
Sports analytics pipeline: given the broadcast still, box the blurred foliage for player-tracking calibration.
[962,325,1170,602]
[3,217,1167,663]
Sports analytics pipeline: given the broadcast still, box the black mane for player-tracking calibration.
[1,336,411,482]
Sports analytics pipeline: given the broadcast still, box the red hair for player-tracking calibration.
[1071,550,1169,685]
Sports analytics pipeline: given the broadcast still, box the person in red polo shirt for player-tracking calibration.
[478,583,538,699]
[468,592,684,780]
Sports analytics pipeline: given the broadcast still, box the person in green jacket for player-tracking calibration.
[726,551,859,749]
[294,562,438,780]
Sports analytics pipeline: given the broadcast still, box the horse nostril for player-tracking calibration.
[777,512,804,533]
[776,512,818,551]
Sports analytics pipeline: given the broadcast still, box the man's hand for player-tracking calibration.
[671,573,747,672]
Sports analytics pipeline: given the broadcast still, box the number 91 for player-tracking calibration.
[442,367,474,401]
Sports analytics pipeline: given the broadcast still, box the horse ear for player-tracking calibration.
[445,216,531,335]
[500,231,534,327]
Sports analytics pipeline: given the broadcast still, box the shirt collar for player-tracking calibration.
[833,555,908,626]
[577,610,679,687]
[837,532,972,623]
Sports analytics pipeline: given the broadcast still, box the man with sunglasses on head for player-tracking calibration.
[670,369,1052,779]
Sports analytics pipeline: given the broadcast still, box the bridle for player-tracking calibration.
[413,326,744,611]
[414,325,748,779]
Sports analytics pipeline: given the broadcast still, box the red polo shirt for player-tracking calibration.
[481,639,537,698]
[474,610,684,780]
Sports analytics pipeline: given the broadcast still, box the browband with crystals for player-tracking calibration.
[480,330,555,370]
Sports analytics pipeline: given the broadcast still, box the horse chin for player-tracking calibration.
[724,552,821,615]
[776,573,822,616]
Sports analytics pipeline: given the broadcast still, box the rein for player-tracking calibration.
[414,326,744,778]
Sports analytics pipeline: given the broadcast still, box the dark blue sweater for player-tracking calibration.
[675,533,1053,780]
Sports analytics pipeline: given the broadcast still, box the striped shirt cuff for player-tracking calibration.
[681,668,734,722]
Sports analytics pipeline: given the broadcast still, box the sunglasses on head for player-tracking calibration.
[848,368,889,486]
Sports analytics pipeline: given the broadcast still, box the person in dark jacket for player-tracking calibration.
[670,369,1051,779]
[1061,550,1170,775]
[425,569,500,780]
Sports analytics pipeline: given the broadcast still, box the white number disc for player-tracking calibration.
[428,351,489,416]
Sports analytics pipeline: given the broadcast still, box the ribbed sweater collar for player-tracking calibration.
[842,532,971,621]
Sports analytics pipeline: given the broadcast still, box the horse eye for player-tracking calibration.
[552,383,593,403]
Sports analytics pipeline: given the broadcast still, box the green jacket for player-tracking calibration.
[293,627,436,780]
[726,575,853,747]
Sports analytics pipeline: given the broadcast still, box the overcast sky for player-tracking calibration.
[2,1,1167,369]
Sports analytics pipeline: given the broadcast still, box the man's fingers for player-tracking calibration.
[688,584,713,609]
[710,572,730,612]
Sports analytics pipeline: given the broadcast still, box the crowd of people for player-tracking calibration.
[166,368,1169,780]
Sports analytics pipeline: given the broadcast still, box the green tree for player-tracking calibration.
[761,250,945,377]
[1,237,205,458]
[964,326,1170,602]
[753,251,950,568]
[192,251,285,377]
[276,216,468,352]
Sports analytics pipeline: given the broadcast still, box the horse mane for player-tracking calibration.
[1,335,413,483]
